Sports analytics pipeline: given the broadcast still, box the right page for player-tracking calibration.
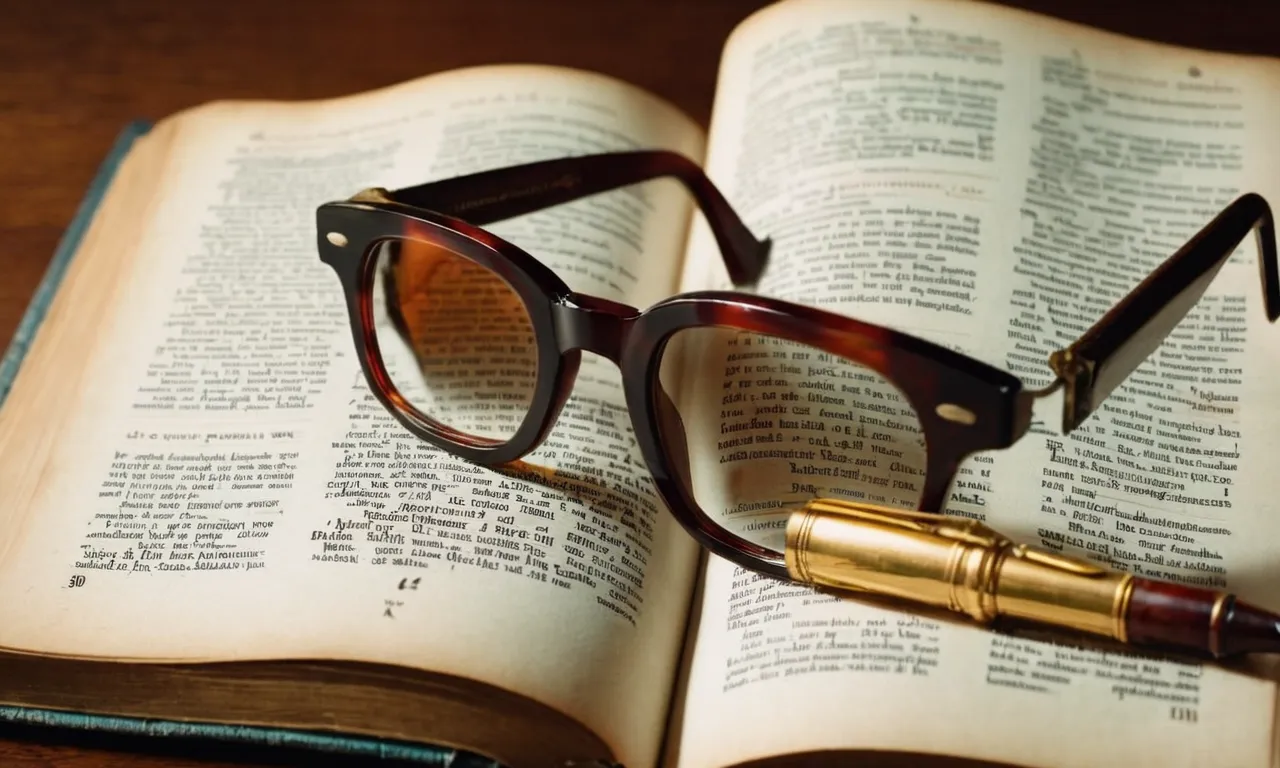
[671,0,1280,765]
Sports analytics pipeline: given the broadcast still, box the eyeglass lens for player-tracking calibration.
[370,237,540,443]
[657,327,927,554]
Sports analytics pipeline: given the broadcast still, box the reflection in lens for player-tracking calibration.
[657,327,926,554]
[370,238,538,442]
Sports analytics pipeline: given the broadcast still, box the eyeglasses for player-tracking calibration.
[316,151,1278,581]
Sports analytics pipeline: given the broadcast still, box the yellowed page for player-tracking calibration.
[671,1,1280,766]
[0,65,703,768]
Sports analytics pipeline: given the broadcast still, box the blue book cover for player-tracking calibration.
[0,122,501,768]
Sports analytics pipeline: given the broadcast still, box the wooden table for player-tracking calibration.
[2,0,1279,764]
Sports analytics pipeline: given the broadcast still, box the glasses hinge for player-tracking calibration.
[1048,347,1096,433]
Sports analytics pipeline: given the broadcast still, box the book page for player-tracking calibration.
[670,1,1280,766]
[0,65,705,768]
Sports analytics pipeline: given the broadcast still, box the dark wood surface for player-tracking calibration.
[2,0,1280,765]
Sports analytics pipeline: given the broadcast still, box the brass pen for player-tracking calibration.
[785,499,1280,658]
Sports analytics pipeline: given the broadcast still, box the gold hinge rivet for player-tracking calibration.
[326,232,349,247]
[936,403,977,425]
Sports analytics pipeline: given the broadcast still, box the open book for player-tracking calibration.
[3,0,1280,765]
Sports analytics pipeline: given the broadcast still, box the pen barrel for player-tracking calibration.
[1121,579,1280,657]
[786,499,1004,622]
[995,548,1133,641]
[786,500,1133,641]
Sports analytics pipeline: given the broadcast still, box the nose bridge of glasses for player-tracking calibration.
[552,293,640,363]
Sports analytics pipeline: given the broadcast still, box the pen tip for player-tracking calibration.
[1221,598,1280,657]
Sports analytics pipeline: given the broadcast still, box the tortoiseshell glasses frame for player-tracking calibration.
[316,150,1279,580]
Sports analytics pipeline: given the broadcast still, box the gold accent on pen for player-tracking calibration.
[1208,592,1230,657]
[1114,576,1135,644]
[785,499,1135,642]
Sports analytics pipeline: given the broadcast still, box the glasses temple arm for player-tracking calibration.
[1044,192,1280,433]
[383,151,771,286]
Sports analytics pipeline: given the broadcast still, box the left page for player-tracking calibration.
[0,65,703,768]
